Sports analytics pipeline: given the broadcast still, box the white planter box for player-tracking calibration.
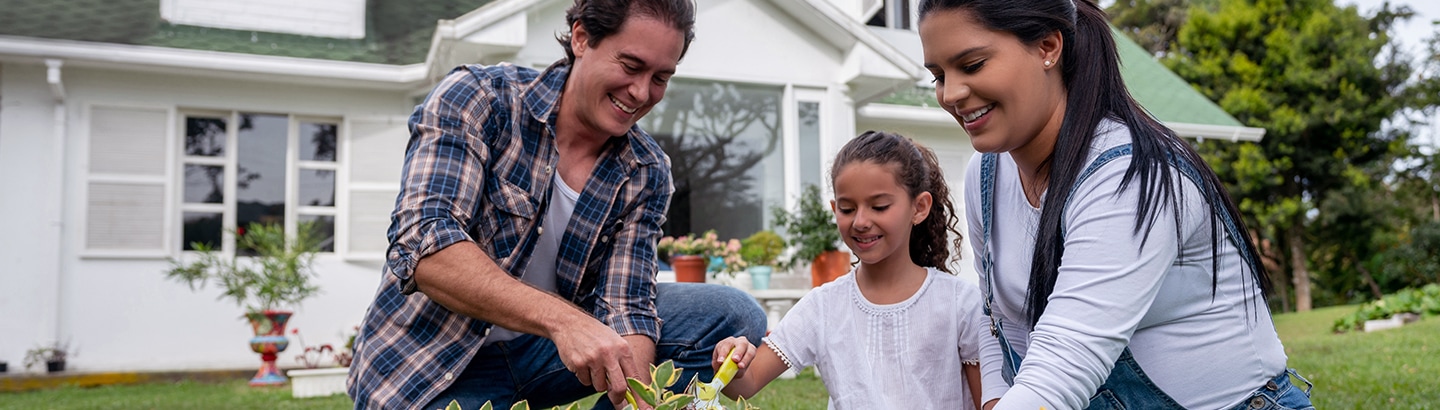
[1363,312,1420,332]
[288,367,350,398]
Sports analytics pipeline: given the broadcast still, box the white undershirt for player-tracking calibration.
[764,268,1002,410]
[967,121,1287,410]
[483,173,580,346]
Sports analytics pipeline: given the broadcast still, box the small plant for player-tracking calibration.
[739,230,784,267]
[334,325,359,367]
[291,328,336,369]
[1332,283,1440,333]
[658,230,747,277]
[461,360,758,410]
[771,184,840,270]
[164,221,324,315]
[24,340,73,372]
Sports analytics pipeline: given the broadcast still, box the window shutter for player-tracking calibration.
[341,116,408,260]
[84,106,171,255]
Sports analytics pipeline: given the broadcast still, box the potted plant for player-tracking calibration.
[164,221,323,386]
[658,230,745,283]
[772,184,849,287]
[24,341,72,373]
[740,230,784,290]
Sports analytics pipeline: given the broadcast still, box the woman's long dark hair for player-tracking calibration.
[918,0,1271,325]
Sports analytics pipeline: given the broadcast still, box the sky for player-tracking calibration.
[1345,0,1439,57]
[1346,0,1440,150]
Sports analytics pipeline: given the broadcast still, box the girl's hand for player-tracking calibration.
[712,336,758,379]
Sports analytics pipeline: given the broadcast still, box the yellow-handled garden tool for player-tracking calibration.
[689,346,740,410]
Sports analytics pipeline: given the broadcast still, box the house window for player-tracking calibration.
[865,0,914,30]
[179,112,339,254]
[639,80,785,241]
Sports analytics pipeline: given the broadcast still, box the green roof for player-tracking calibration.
[0,0,488,65]
[879,27,1244,129]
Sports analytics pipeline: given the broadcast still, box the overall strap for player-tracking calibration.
[981,145,1250,403]
[978,153,1024,384]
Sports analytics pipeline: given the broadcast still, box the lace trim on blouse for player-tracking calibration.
[764,338,799,372]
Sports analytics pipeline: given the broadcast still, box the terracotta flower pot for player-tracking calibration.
[671,255,708,283]
[810,250,851,288]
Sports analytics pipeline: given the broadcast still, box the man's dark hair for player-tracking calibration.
[556,0,696,63]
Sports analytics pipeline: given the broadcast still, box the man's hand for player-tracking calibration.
[551,319,645,402]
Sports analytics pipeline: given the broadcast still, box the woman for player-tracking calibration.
[917,0,1315,409]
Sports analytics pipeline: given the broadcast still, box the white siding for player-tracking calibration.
[5,66,409,372]
[0,63,65,368]
[160,0,367,39]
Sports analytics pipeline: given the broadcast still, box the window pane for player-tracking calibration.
[184,164,224,204]
[182,212,222,250]
[299,215,336,252]
[300,169,336,207]
[237,113,287,252]
[185,117,227,157]
[798,101,822,189]
[300,122,338,162]
[639,80,784,240]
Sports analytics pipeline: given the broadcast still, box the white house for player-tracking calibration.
[0,0,1260,372]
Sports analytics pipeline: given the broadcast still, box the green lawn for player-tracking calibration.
[0,368,826,410]
[2,306,1432,409]
[1272,305,1438,409]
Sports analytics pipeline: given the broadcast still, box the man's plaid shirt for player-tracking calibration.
[347,60,674,409]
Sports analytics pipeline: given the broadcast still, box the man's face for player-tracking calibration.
[566,15,685,140]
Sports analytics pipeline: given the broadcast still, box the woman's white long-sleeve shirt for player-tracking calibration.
[966,122,1288,410]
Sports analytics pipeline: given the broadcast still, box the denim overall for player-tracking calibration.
[978,145,1315,409]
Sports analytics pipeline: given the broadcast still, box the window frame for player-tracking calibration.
[175,110,343,256]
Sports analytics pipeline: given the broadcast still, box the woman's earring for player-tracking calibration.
[1044,60,1052,67]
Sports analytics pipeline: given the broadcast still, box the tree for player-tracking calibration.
[1107,0,1218,55]
[1165,0,1413,311]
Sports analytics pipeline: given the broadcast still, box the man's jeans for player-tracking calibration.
[424,283,768,410]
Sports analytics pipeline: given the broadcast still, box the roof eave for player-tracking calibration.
[0,35,428,91]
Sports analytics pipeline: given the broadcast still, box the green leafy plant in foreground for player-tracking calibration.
[456,360,756,410]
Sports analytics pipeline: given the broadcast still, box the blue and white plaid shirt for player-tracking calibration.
[348,60,674,410]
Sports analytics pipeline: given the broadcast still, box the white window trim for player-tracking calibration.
[338,115,408,262]
[78,103,176,259]
[785,86,829,212]
[173,110,342,257]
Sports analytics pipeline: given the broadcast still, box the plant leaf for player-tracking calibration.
[628,377,657,405]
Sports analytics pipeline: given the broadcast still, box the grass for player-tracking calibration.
[0,368,826,409]
[0,379,351,409]
[3,306,1434,409]
[1272,305,1438,409]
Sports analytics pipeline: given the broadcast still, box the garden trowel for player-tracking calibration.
[688,346,740,410]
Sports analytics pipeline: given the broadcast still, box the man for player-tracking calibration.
[346,0,767,408]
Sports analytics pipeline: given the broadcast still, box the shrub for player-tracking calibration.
[1332,283,1440,333]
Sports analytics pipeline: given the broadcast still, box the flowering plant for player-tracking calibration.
[658,230,747,276]
[292,328,353,368]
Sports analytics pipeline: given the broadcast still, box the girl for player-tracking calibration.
[711,131,1003,409]
[917,0,1313,409]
